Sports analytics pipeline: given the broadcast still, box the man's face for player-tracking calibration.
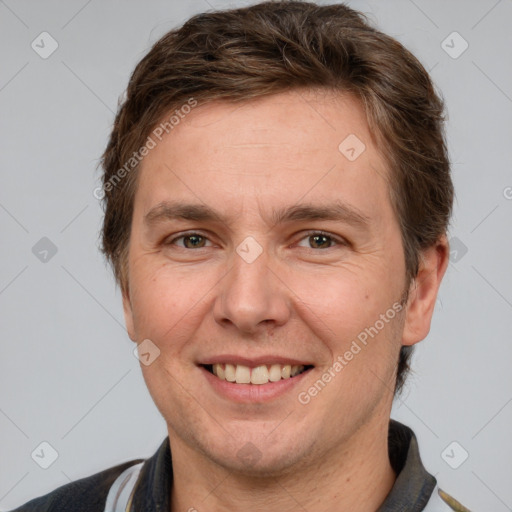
[123,90,411,474]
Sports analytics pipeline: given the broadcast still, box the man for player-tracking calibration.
[11,1,471,511]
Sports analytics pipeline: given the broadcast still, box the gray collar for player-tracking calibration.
[377,420,437,511]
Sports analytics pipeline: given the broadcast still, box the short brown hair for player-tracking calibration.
[100,1,453,394]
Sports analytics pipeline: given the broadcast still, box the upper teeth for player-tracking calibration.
[212,364,305,385]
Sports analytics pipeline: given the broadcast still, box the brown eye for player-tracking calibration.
[297,232,341,249]
[182,235,206,248]
[168,233,211,248]
[308,234,333,249]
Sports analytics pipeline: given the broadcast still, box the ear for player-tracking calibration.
[122,286,137,342]
[402,236,449,346]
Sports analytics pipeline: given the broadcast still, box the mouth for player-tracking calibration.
[201,363,314,385]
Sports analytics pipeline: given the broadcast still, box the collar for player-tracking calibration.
[130,419,436,511]
[377,420,437,511]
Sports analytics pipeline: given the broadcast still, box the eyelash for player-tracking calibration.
[165,230,346,250]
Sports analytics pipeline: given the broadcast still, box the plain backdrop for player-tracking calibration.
[1,1,511,510]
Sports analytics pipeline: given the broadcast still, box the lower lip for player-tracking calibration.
[200,366,313,403]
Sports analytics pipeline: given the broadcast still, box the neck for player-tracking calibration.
[169,412,396,512]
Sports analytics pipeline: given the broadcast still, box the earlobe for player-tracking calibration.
[402,236,449,346]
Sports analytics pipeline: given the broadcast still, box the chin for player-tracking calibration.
[197,425,318,478]
[213,444,312,478]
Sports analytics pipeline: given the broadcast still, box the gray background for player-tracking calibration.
[1,0,511,510]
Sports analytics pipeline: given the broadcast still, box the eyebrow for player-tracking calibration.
[143,200,371,229]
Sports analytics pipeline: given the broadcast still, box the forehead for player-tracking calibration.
[152,90,380,161]
[134,89,392,223]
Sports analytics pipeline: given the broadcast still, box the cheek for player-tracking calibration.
[286,263,396,340]
[325,315,403,400]
[128,261,212,343]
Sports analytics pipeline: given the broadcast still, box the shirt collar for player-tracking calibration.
[131,419,436,511]
[377,420,437,511]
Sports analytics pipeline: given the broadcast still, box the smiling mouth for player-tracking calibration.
[202,363,313,385]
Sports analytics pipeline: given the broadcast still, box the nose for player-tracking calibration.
[213,245,291,335]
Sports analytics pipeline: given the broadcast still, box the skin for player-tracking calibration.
[122,89,449,511]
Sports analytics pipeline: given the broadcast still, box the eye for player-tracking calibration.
[296,231,344,249]
[167,232,212,249]
[165,231,344,250]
